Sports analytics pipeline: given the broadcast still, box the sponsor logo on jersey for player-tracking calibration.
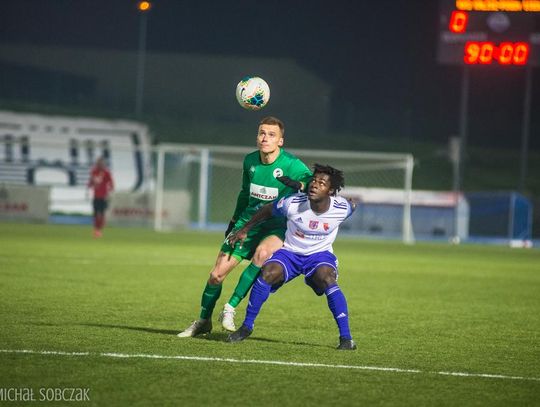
[303,233,326,241]
[273,168,283,178]
[309,220,319,229]
[295,217,303,223]
[295,230,305,238]
[249,165,255,173]
[250,183,278,201]
[323,223,329,231]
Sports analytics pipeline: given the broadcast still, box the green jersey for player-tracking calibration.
[221,149,310,261]
[232,148,312,225]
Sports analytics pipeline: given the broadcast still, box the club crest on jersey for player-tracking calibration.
[323,223,329,231]
[273,168,283,178]
[309,220,319,229]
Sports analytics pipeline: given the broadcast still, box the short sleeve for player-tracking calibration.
[272,196,289,217]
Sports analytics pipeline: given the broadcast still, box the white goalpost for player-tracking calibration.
[153,143,414,243]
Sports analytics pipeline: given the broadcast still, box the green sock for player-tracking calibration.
[228,263,261,308]
[199,282,222,319]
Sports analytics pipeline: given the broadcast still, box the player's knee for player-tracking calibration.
[261,266,283,285]
[209,270,225,285]
[313,268,337,290]
[253,246,272,264]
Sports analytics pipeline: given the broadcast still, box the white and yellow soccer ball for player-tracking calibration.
[235,76,270,110]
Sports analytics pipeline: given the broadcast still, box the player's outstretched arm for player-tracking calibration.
[227,203,273,247]
[276,176,303,191]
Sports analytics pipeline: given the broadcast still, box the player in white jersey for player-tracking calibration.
[227,164,358,350]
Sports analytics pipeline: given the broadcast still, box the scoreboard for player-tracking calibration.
[438,0,540,65]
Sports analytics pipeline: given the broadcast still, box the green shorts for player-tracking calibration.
[221,218,286,262]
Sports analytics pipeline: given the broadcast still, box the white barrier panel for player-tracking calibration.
[0,110,152,215]
[109,191,190,229]
[0,184,50,222]
[342,187,469,240]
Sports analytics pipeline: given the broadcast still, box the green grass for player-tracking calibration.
[0,223,539,406]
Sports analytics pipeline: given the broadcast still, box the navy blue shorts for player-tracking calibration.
[263,249,339,295]
[92,198,108,214]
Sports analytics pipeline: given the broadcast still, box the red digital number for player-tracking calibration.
[449,11,468,34]
[498,43,514,65]
[464,42,493,64]
[464,42,479,64]
[479,43,494,64]
[464,42,530,65]
[513,43,529,65]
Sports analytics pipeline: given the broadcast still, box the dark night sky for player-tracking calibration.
[0,0,538,150]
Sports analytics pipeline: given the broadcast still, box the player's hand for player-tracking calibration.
[225,220,236,238]
[227,228,248,248]
[346,196,361,210]
[276,176,302,191]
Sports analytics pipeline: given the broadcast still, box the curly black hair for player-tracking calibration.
[312,163,344,196]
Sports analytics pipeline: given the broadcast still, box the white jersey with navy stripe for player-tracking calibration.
[272,193,354,255]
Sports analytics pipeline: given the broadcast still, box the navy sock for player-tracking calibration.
[243,276,272,330]
[325,284,352,340]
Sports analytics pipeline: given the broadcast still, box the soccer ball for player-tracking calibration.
[236,76,270,110]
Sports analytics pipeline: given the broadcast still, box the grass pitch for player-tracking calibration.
[0,223,539,406]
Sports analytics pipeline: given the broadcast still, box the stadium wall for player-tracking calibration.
[0,110,153,215]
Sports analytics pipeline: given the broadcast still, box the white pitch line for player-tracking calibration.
[1,349,539,382]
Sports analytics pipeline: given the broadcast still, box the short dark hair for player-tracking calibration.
[259,116,284,136]
[313,163,344,196]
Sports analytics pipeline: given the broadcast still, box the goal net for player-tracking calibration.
[154,144,414,243]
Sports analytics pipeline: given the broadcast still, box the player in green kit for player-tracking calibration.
[178,116,312,337]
